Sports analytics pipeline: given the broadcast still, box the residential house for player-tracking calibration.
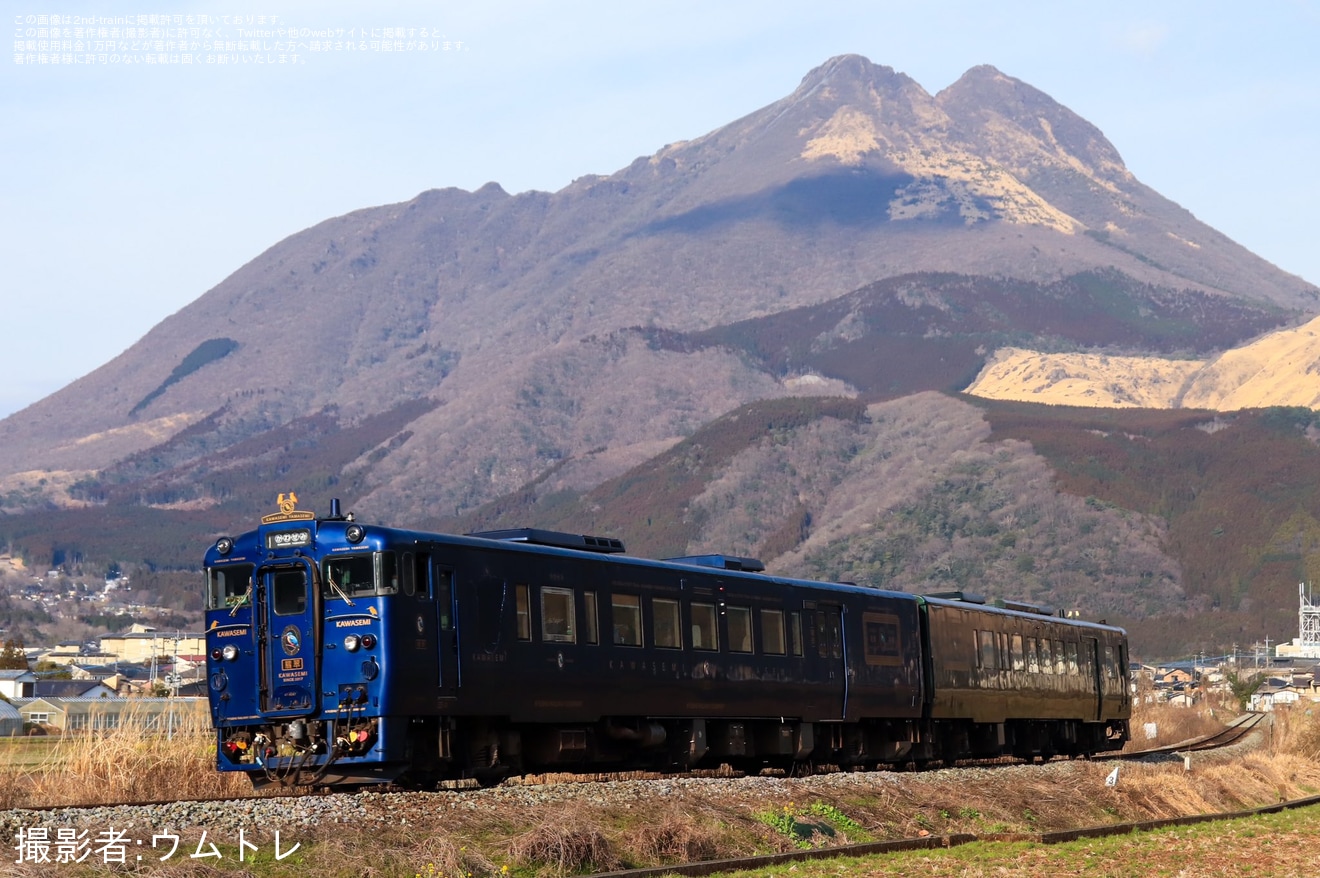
[1250,675,1320,711]
[0,669,37,699]
[1165,689,1199,708]
[1155,666,1195,688]
[109,664,156,696]
[69,663,120,683]
[33,680,117,699]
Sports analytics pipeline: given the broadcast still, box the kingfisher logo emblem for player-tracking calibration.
[261,491,316,524]
[281,625,302,656]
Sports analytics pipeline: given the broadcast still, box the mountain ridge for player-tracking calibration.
[2,57,1311,479]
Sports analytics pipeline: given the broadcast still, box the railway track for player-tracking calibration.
[3,717,1308,878]
[2,713,1269,814]
[1108,710,1266,761]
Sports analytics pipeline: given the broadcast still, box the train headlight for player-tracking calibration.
[344,634,361,652]
[361,633,377,650]
[216,536,234,556]
[221,644,240,662]
[345,524,366,544]
[361,659,379,681]
[210,648,222,661]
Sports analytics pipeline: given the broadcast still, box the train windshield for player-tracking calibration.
[323,552,398,599]
[206,564,253,610]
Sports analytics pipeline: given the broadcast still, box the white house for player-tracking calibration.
[0,669,37,700]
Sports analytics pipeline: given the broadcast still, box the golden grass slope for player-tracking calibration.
[965,314,1320,410]
[1181,315,1320,410]
[965,347,1203,408]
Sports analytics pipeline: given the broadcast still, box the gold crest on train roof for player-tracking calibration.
[261,491,316,524]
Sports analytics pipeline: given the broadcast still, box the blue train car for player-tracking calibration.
[204,496,1127,787]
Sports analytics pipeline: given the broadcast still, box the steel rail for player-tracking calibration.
[1107,711,1264,760]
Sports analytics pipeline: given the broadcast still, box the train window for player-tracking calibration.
[515,584,531,641]
[727,606,753,653]
[207,564,252,610]
[977,629,997,670]
[1026,637,1040,673]
[1010,634,1025,671]
[272,569,307,615]
[435,569,453,629]
[412,553,431,599]
[541,587,575,643]
[401,552,415,596]
[1066,641,1080,675]
[612,594,642,646]
[653,598,682,649]
[815,609,842,660]
[761,609,786,655]
[1039,639,1053,674]
[378,552,400,595]
[692,602,718,650]
[1053,640,1066,674]
[1104,645,1116,679]
[583,591,599,644]
[788,611,803,657]
[324,554,378,599]
[863,612,901,666]
[865,612,897,668]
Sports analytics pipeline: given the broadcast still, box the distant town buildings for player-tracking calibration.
[1275,583,1320,660]
[99,629,205,664]
[0,565,211,733]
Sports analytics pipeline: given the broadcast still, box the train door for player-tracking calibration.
[255,561,318,716]
[1084,636,1103,721]
[1116,642,1131,713]
[434,564,458,698]
[807,602,847,720]
[402,551,440,698]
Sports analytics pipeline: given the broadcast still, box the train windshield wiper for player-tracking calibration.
[228,584,252,617]
[328,577,355,606]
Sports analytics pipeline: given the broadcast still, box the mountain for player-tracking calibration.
[1,55,1318,657]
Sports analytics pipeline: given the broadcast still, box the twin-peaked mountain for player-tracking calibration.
[1,55,1316,656]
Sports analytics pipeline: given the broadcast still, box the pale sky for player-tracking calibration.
[3,1,1318,420]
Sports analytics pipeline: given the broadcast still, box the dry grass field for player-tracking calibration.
[0,703,252,810]
[4,698,1320,876]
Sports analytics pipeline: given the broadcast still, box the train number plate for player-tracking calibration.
[281,658,304,671]
[266,529,311,549]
